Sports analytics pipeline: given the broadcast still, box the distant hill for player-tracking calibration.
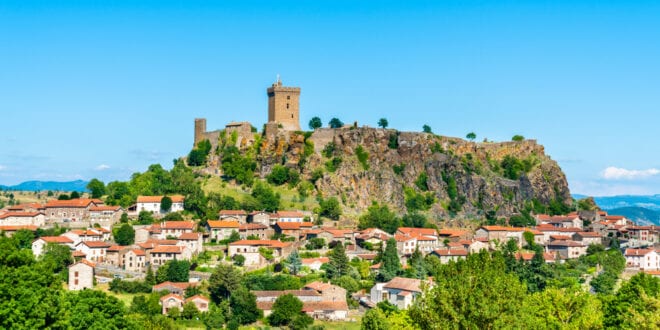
[607,206,660,226]
[0,180,89,192]
[573,194,660,211]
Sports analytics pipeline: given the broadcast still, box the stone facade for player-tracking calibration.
[267,79,301,131]
[68,260,95,290]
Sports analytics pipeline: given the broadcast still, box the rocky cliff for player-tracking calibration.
[217,126,571,219]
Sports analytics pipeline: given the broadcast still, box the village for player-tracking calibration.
[1,193,659,322]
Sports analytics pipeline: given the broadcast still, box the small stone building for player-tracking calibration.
[68,259,95,291]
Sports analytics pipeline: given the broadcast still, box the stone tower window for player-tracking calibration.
[287,95,290,100]
[286,103,290,109]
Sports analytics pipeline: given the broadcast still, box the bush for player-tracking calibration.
[415,172,429,191]
[305,238,326,250]
[393,163,406,175]
[512,135,525,142]
[388,133,399,149]
[319,197,342,220]
[109,279,152,294]
[325,157,342,173]
[355,145,369,170]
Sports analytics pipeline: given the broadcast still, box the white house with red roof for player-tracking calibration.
[177,232,203,254]
[370,277,429,310]
[275,210,306,223]
[149,245,193,266]
[430,248,469,264]
[68,259,95,290]
[75,241,111,262]
[155,221,195,239]
[625,248,660,270]
[136,195,185,215]
[32,236,74,256]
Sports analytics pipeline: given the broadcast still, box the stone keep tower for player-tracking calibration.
[267,78,301,131]
[194,118,207,146]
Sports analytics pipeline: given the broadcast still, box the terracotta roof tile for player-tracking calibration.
[137,195,185,203]
[207,220,239,228]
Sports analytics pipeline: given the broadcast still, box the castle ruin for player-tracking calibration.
[194,79,301,148]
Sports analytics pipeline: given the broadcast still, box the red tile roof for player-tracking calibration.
[129,249,146,256]
[239,223,268,230]
[137,195,185,203]
[39,236,73,244]
[383,277,424,292]
[161,221,195,230]
[207,220,239,228]
[89,205,121,212]
[44,198,98,208]
[302,257,329,265]
[178,232,201,240]
[151,245,185,254]
[432,248,468,256]
[480,226,525,232]
[185,295,210,303]
[159,293,185,302]
[625,248,656,256]
[79,241,111,248]
[276,211,305,218]
[0,225,38,231]
[219,210,248,216]
[229,240,291,248]
[398,227,438,236]
[0,211,42,219]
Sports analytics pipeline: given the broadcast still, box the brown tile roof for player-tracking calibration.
[432,248,468,256]
[252,290,321,298]
[185,295,210,303]
[303,281,336,292]
[72,251,86,257]
[151,245,185,254]
[438,229,468,237]
[550,235,572,241]
[275,222,304,230]
[89,205,121,212]
[229,240,291,248]
[398,227,438,236]
[207,220,239,229]
[219,210,248,216]
[0,225,38,231]
[137,195,185,203]
[129,249,146,256]
[625,248,656,256]
[276,211,305,218]
[547,241,584,247]
[39,236,73,244]
[240,223,268,230]
[153,281,196,291]
[302,301,349,312]
[178,232,201,240]
[161,221,195,230]
[107,245,126,252]
[576,232,601,237]
[44,198,98,208]
[0,211,42,219]
[159,293,185,302]
[383,277,424,292]
[6,203,43,211]
[79,241,111,248]
[480,225,525,232]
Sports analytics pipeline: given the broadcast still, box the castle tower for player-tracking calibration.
[194,118,206,146]
[267,78,301,131]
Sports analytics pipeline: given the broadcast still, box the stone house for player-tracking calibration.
[546,241,588,259]
[68,259,95,290]
[535,214,583,229]
[0,211,45,226]
[124,249,147,272]
[239,223,271,240]
[160,294,185,315]
[149,245,192,267]
[430,248,468,264]
[206,220,240,242]
[248,211,271,226]
[136,195,185,215]
[253,282,348,321]
[177,232,203,254]
[88,205,123,228]
[274,222,313,240]
[228,240,292,266]
[43,198,100,224]
[437,229,470,242]
[475,226,526,247]
[572,232,603,246]
[32,236,74,256]
[105,245,131,267]
[395,234,418,256]
[219,210,248,223]
[626,226,659,247]
[355,228,391,247]
[185,295,210,313]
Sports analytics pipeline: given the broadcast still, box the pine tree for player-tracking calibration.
[379,238,401,282]
[145,266,155,285]
[409,247,426,279]
[326,243,349,279]
[285,250,302,275]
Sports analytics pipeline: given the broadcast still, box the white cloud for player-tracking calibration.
[95,164,111,171]
[601,167,660,180]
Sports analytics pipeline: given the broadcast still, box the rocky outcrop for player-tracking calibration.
[225,126,571,219]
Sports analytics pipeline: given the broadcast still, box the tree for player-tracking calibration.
[422,125,432,133]
[182,301,200,320]
[267,165,291,185]
[114,223,135,245]
[204,302,228,329]
[86,178,106,198]
[508,288,603,329]
[160,196,173,212]
[138,210,154,224]
[233,254,245,267]
[309,116,323,130]
[362,308,388,330]
[209,264,243,303]
[41,243,73,274]
[229,287,262,325]
[66,289,129,329]
[329,117,344,128]
[379,238,401,281]
[251,181,280,212]
[358,202,401,234]
[319,197,342,220]
[326,242,349,279]
[119,213,129,223]
[512,135,525,142]
[228,230,241,243]
[466,132,476,141]
[268,294,304,327]
[13,229,35,249]
[145,266,156,285]
[378,118,389,129]
[285,250,303,275]
[70,191,81,199]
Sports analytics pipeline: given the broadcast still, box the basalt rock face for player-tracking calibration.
[248,127,571,218]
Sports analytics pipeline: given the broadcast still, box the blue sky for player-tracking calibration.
[1,1,659,196]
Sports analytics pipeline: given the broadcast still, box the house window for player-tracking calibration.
[74,279,79,285]
[75,271,79,277]
[287,95,290,100]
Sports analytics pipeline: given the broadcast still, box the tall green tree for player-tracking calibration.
[114,223,135,245]
[319,197,342,220]
[326,242,349,279]
[66,289,129,329]
[229,287,262,325]
[379,238,401,282]
[209,264,243,303]
[358,202,401,234]
[160,196,173,212]
[466,132,476,141]
[86,178,106,198]
[251,181,280,212]
[329,118,344,128]
[422,125,432,133]
[285,250,303,275]
[267,293,304,327]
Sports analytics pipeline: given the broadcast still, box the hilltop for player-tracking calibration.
[194,125,572,221]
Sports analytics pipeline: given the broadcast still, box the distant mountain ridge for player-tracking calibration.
[0,180,89,192]
[572,194,660,226]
